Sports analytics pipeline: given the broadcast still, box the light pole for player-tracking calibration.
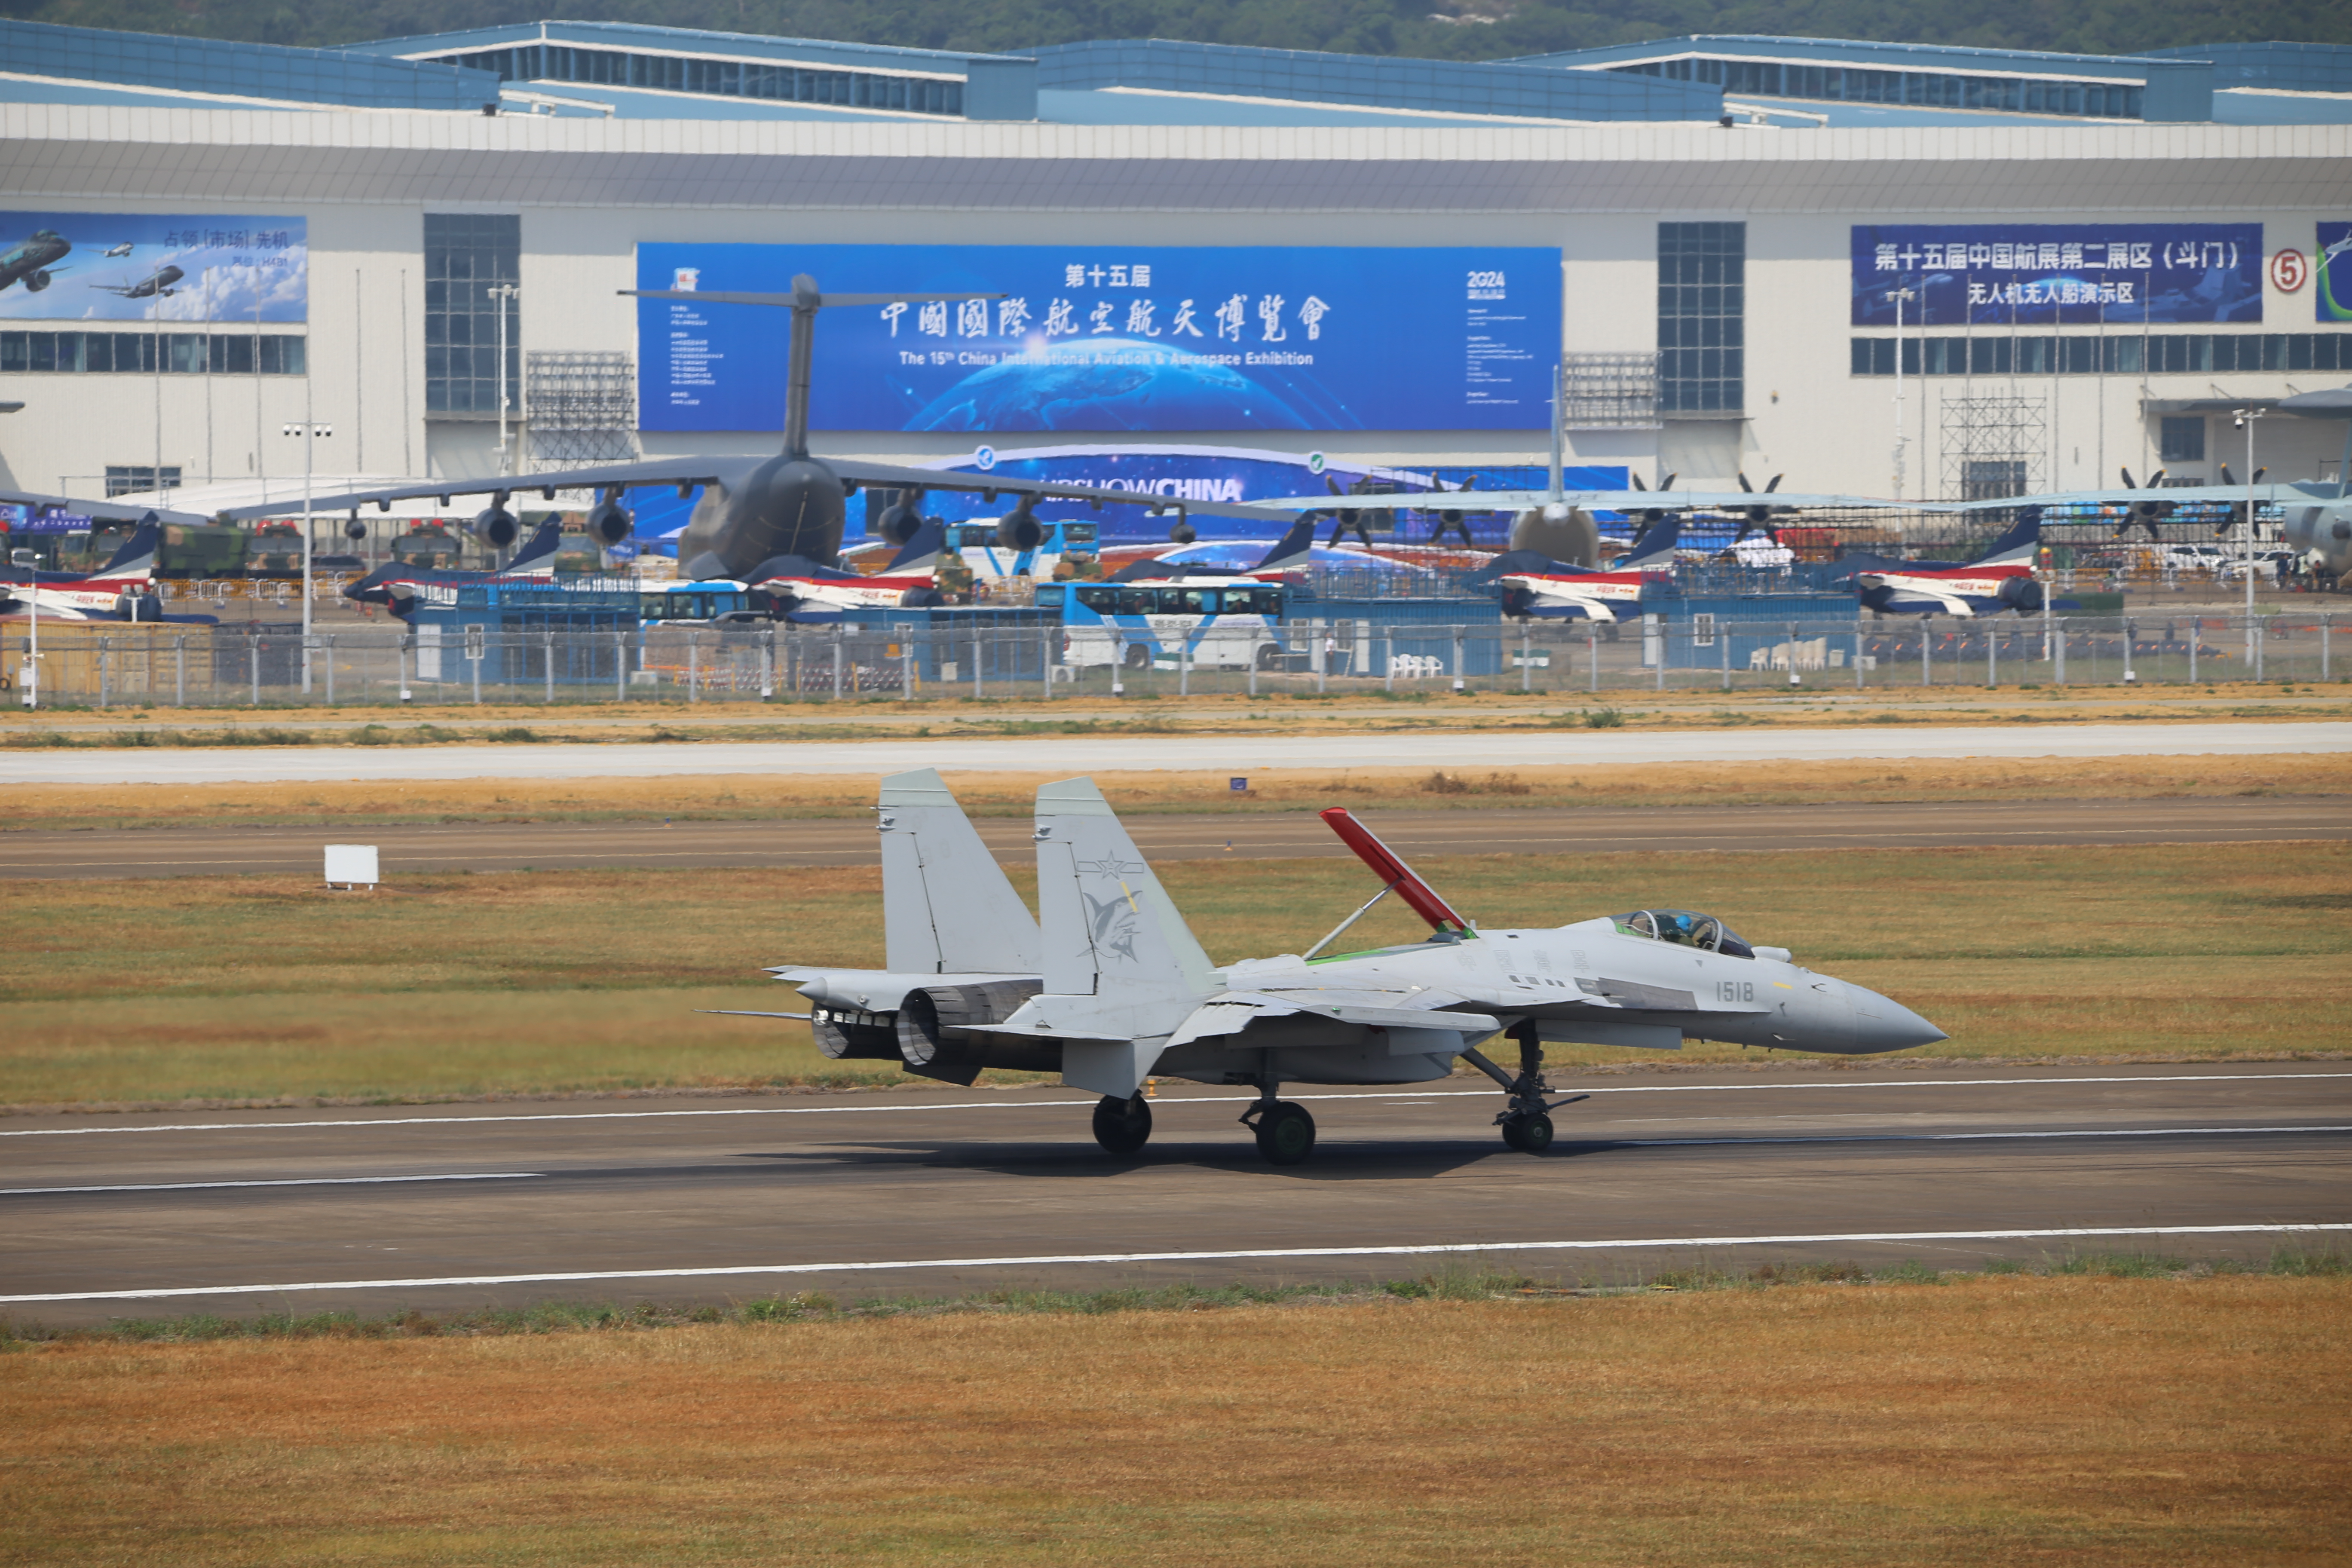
[1886,285,1917,500]
[2233,406,2264,670]
[285,416,332,694]
[489,282,521,475]
[10,544,35,708]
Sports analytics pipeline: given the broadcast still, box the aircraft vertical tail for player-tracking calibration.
[1618,512,1682,571]
[881,518,947,577]
[876,768,1039,975]
[94,517,160,579]
[503,521,565,577]
[1251,516,1317,574]
[1032,777,1213,1096]
[1972,507,2044,567]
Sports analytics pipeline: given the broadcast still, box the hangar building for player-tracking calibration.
[0,16,2347,536]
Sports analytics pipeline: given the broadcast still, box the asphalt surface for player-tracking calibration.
[3,796,2346,879]
[4,720,2346,785]
[5,1065,2345,1325]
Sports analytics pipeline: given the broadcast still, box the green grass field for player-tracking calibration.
[2,841,2343,1109]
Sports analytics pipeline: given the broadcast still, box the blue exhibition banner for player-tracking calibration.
[2319,223,2352,323]
[1852,224,2262,327]
[0,212,306,323]
[636,245,1561,434]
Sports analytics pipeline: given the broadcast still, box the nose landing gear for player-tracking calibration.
[1465,1020,1588,1155]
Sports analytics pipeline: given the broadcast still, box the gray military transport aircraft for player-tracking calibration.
[219,276,1272,570]
[726,770,1945,1165]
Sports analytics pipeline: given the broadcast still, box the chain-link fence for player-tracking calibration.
[2,612,2341,707]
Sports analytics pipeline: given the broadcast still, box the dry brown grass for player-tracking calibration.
[3,1276,2345,1565]
[0,841,2342,1110]
[3,750,2345,832]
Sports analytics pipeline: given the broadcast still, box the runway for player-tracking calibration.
[5,1065,2346,1324]
[3,720,2345,786]
[4,795,2345,879]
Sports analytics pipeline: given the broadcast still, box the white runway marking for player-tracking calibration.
[1616,1124,2349,1147]
[6,1073,2343,1137]
[0,1173,542,1196]
[8,1223,2346,1305]
[2,720,2341,786]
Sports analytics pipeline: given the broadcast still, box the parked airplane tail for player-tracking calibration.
[1617,512,1683,571]
[94,517,161,578]
[1972,507,2044,567]
[877,768,1041,974]
[1035,778,1214,1002]
[504,521,565,576]
[1251,516,1317,575]
[882,518,947,576]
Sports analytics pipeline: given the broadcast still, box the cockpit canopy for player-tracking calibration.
[1614,909,1755,959]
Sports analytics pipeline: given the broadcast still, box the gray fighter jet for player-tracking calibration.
[738,770,1945,1165]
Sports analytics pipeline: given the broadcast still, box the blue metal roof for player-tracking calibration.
[0,17,500,111]
[1022,38,1722,122]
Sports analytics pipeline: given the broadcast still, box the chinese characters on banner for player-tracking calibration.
[1850,224,2262,327]
[637,244,1560,433]
[0,211,307,323]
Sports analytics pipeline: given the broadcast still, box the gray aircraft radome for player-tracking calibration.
[722,771,1944,1165]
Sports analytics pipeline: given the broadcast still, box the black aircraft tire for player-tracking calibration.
[1092,1093,1153,1157]
[1515,1114,1554,1155]
[1254,1102,1316,1165]
[1500,1118,1528,1152]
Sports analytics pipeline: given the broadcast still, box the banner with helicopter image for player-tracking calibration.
[0,212,306,323]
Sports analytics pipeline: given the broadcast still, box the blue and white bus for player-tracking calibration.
[944,519,1099,583]
[1038,579,1288,671]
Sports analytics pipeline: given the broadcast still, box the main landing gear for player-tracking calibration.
[1239,1081,1317,1165]
[1092,1093,1153,1156]
[1464,1021,1589,1156]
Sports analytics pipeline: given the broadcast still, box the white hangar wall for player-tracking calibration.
[0,106,2345,504]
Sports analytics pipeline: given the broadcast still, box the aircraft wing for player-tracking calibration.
[835,459,1283,522]
[212,457,771,520]
[0,489,208,525]
[1940,482,2327,513]
[1163,987,1502,1050]
[1254,488,1926,513]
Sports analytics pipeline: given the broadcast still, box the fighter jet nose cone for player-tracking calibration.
[1855,990,1947,1050]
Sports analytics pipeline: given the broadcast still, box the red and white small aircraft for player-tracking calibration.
[1464,515,1685,622]
[0,518,191,621]
[1841,514,2051,616]
[747,519,950,614]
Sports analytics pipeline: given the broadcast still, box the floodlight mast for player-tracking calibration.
[621,276,1004,460]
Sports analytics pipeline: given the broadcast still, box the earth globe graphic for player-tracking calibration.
[906,338,1313,431]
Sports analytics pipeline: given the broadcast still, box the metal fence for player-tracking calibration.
[2,612,2340,707]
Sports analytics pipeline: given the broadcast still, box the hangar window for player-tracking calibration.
[1657,222,1743,416]
[2160,417,2206,463]
[424,214,521,418]
[1851,333,2349,379]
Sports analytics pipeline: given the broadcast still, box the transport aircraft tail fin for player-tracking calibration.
[1033,777,1214,1003]
[94,517,160,579]
[503,521,565,577]
[877,768,1040,974]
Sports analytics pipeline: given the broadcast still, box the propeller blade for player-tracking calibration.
[2253,466,2267,484]
[2220,464,2236,485]
[1736,472,1755,493]
[1660,472,1677,491]
[2120,467,2138,489]
[2150,469,2167,488]
[1630,474,1647,492]
[1765,473,1785,493]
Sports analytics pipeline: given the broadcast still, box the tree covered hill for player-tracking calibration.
[5,0,2346,64]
